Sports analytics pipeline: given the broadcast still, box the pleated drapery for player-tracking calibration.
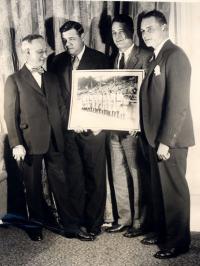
[0,1,171,133]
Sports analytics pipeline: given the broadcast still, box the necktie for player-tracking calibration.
[119,53,125,69]
[72,56,79,70]
[150,53,156,62]
[31,66,45,74]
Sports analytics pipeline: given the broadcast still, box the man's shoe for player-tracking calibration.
[141,236,160,245]
[89,227,102,237]
[25,228,43,241]
[154,246,189,259]
[105,224,127,233]
[101,222,112,229]
[123,228,144,238]
[64,230,95,241]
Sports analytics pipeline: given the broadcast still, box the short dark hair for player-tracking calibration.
[60,20,84,36]
[142,10,167,25]
[112,14,134,36]
[22,34,44,43]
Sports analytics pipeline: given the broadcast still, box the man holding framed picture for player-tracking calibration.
[49,20,110,238]
[106,14,152,237]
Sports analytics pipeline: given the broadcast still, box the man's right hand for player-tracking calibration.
[13,145,26,161]
[73,126,88,133]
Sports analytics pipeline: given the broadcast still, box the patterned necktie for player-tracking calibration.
[72,56,79,70]
[119,53,125,69]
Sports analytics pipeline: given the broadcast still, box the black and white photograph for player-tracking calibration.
[0,0,200,265]
[68,69,144,130]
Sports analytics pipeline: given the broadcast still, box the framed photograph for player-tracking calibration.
[68,69,145,131]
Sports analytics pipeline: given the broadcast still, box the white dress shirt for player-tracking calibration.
[117,43,134,69]
[154,38,169,58]
[26,63,42,87]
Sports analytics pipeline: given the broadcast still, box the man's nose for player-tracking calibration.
[115,33,122,40]
[142,31,148,39]
[43,52,47,59]
[65,41,71,48]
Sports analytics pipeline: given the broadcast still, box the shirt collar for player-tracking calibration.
[154,38,169,58]
[75,45,85,61]
[119,43,134,62]
[25,63,33,72]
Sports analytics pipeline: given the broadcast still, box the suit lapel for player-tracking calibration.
[141,40,173,91]
[21,65,44,95]
[63,65,72,95]
[114,46,140,69]
[77,47,89,70]
[114,54,119,69]
[126,46,139,69]
[145,40,173,80]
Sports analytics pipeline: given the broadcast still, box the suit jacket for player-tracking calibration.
[114,45,152,70]
[113,45,152,136]
[4,65,64,154]
[49,46,110,124]
[140,40,195,148]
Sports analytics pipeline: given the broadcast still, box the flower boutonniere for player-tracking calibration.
[154,65,161,76]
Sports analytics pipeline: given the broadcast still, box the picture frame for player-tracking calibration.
[68,69,145,131]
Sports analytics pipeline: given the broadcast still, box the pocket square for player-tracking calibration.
[154,65,161,76]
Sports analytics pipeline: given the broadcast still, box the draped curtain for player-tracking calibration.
[0,0,170,133]
[169,2,200,196]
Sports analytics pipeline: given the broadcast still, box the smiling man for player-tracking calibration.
[139,10,195,259]
[106,14,152,238]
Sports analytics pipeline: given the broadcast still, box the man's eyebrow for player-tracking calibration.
[141,26,152,31]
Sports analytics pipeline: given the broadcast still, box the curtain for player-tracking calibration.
[169,2,200,197]
[0,1,171,133]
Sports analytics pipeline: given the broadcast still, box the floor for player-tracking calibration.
[0,225,200,266]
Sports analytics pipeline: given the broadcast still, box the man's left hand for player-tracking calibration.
[157,143,170,161]
[91,129,102,136]
[129,130,139,137]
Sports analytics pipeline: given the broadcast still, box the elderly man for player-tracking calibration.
[49,21,110,237]
[139,10,195,259]
[4,34,91,241]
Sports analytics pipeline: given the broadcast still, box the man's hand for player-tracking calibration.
[91,129,102,136]
[13,145,26,161]
[157,143,170,161]
[129,130,139,137]
[73,126,88,133]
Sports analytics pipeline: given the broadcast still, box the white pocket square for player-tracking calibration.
[154,65,161,76]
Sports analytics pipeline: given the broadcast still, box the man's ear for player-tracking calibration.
[162,24,168,32]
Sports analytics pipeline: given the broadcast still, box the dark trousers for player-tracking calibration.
[142,136,191,249]
[64,131,107,232]
[22,141,73,231]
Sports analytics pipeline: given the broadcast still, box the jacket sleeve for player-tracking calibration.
[157,49,191,147]
[55,76,70,131]
[100,54,111,69]
[4,75,23,148]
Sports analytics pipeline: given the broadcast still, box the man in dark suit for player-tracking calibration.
[139,10,195,259]
[4,34,93,241]
[106,14,152,237]
[49,21,110,236]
